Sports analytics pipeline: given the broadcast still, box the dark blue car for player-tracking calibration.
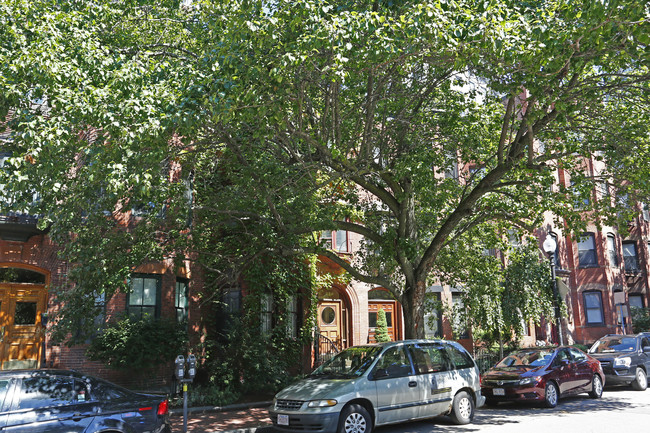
[0,369,171,433]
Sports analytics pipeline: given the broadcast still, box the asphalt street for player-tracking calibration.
[370,386,650,433]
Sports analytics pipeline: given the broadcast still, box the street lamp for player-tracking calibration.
[542,234,564,346]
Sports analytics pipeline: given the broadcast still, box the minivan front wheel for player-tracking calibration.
[338,404,372,433]
[449,391,474,425]
[632,368,647,391]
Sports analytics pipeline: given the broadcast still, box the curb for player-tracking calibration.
[170,400,273,417]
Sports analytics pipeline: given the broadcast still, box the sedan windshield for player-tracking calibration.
[496,350,554,368]
[310,346,382,378]
[589,337,638,353]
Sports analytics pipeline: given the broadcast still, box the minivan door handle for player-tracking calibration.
[408,381,417,387]
[71,413,84,422]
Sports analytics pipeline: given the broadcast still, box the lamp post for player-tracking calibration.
[542,234,564,346]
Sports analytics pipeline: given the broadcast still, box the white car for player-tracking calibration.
[269,339,485,433]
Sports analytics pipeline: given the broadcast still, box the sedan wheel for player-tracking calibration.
[588,375,603,398]
[544,382,559,408]
[632,368,648,391]
[449,391,474,425]
[338,404,372,433]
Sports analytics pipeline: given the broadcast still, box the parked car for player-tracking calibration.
[480,346,604,408]
[269,339,485,433]
[587,333,650,391]
[0,369,171,433]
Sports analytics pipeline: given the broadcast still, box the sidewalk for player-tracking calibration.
[170,401,274,433]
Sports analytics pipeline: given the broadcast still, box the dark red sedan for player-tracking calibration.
[480,346,605,407]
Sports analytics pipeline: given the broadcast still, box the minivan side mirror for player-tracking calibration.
[371,368,389,380]
[643,346,650,353]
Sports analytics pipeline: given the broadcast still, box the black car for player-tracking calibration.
[0,369,171,433]
[588,333,650,391]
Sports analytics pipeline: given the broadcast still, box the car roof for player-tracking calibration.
[0,369,89,379]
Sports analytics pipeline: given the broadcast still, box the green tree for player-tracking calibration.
[375,309,391,342]
[1,0,650,341]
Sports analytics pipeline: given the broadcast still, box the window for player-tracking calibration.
[260,294,273,334]
[335,229,349,252]
[287,295,298,338]
[583,292,604,325]
[175,278,189,323]
[445,345,475,370]
[643,203,650,222]
[629,294,645,310]
[320,229,349,252]
[569,347,586,362]
[127,274,161,320]
[508,230,521,248]
[577,233,598,268]
[372,346,412,378]
[409,343,451,374]
[19,376,74,409]
[607,234,618,267]
[424,292,443,339]
[368,310,392,328]
[571,180,590,209]
[623,241,639,272]
[451,293,469,339]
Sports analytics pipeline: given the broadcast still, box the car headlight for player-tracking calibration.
[519,376,541,386]
[614,357,632,368]
[307,399,338,408]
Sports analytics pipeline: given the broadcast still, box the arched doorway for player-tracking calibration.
[368,288,402,342]
[315,287,350,365]
[0,266,48,370]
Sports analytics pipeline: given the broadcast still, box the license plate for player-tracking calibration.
[278,414,289,426]
[493,388,505,396]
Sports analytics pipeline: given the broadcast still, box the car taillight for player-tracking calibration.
[157,399,169,416]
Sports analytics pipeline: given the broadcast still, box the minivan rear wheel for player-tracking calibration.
[338,404,372,433]
[449,391,474,425]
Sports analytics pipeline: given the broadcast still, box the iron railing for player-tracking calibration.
[313,331,340,368]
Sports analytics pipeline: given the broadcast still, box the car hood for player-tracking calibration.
[483,366,544,379]
[275,378,355,401]
[588,352,629,361]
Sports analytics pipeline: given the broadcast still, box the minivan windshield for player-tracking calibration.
[589,336,638,353]
[495,349,554,368]
[310,346,383,379]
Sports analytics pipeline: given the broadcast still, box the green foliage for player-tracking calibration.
[199,316,304,398]
[1,0,649,342]
[374,309,391,342]
[86,316,188,371]
[631,308,650,333]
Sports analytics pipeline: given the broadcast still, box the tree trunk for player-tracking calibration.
[401,279,427,339]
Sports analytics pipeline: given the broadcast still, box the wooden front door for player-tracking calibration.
[318,300,343,350]
[0,284,47,370]
[368,300,399,342]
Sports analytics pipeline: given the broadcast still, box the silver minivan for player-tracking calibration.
[269,339,485,433]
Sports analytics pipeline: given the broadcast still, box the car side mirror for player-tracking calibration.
[372,368,389,380]
[643,346,650,353]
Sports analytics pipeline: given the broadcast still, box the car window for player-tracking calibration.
[18,376,74,409]
[641,337,650,350]
[496,350,553,368]
[373,346,413,378]
[553,349,571,365]
[569,347,586,362]
[73,379,91,403]
[589,337,638,353]
[0,379,13,410]
[90,379,132,401]
[445,345,474,370]
[310,346,382,379]
[409,344,451,374]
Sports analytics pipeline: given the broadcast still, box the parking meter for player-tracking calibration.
[175,355,185,380]
[187,354,197,380]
